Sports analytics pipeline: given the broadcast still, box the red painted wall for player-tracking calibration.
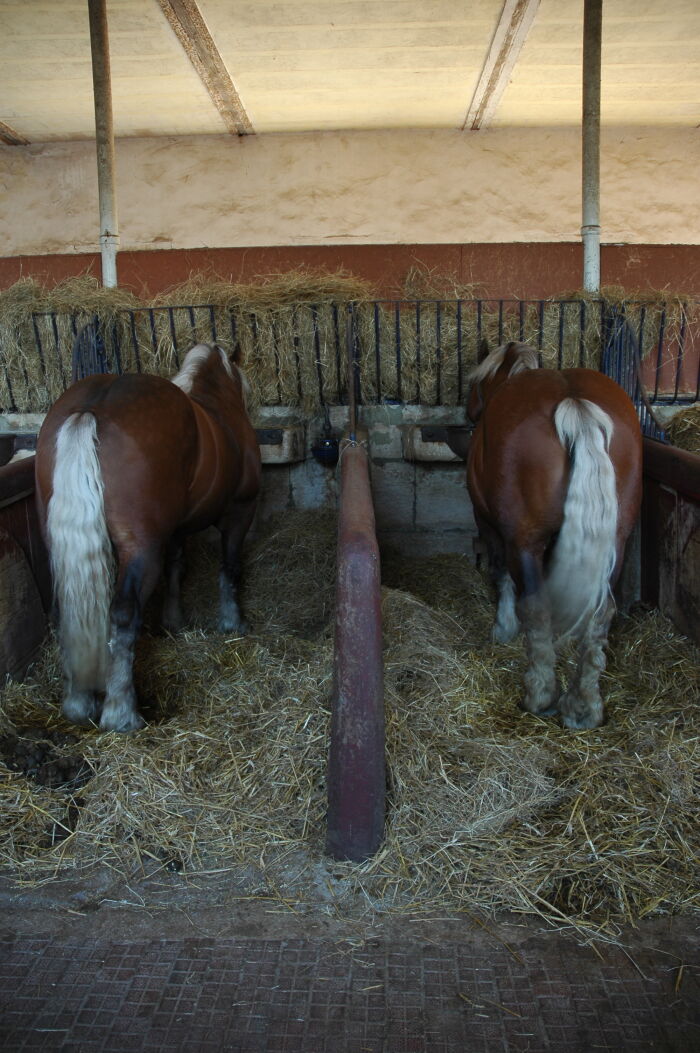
[1,244,699,300]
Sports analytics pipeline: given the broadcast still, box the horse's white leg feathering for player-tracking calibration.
[547,398,618,640]
[47,414,114,721]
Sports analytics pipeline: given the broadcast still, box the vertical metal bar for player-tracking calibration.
[537,300,545,366]
[148,308,158,362]
[87,0,119,287]
[168,307,180,367]
[209,305,217,343]
[333,304,343,403]
[31,315,54,389]
[415,301,421,403]
[346,304,356,439]
[673,308,687,403]
[271,316,283,404]
[498,300,504,344]
[456,300,463,401]
[2,363,17,412]
[435,300,442,405]
[49,314,64,388]
[394,302,402,402]
[558,302,565,369]
[518,299,525,341]
[312,304,325,410]
[129,311,142,372]
[582,0,602,294]
[111,317,123,373]
[292,306,303,403]
[374,302,382,403]
[579,300,586,366]
[477,299,483,352]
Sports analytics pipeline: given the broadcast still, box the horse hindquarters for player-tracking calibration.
[548,397,619,729]
[46,414,114,726]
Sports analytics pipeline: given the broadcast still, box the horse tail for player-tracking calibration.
[547,398,618,638]
[47,414,114,691]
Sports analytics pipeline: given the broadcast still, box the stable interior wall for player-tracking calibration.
[1,127,699,298]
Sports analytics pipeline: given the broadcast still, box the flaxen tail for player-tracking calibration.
[47,414,114,692]
[547,398,618,638]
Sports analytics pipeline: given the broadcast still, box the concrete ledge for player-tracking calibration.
[402,424,462,462]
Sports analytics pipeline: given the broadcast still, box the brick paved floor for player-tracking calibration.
[1,921,698,1052]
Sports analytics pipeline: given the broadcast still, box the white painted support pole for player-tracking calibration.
[581,0,602,294]
[88,0,119,288]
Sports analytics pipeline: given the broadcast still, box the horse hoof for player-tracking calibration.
[62,696,100,727]
[219,618,249,636]
[561,712,605,731]
[518,699,558,718]
[99,712,146,734]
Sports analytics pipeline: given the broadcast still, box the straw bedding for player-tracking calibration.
[0,510,698,944]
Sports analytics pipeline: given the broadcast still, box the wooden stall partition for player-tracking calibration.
[0,457,51,681]
[641,438,700,645]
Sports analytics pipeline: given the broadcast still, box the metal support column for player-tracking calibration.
[88,0,119,287]
[581,0,602,294]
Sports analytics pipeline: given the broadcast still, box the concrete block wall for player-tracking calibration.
[250,403,476,557]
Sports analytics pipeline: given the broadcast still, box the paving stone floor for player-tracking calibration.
[1,901,698,1052]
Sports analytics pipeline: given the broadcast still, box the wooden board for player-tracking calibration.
[0,527,48,681]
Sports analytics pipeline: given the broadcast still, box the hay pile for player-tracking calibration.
[1,269,696,416]
[666,404,700,455]
[1,510,698,943]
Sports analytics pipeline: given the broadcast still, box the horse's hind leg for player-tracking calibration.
[517,549,560,717]
[218,498,257,634]
[560,598,614,730]
[519,593,559,716]
[100,552,160,732]
[476,515,519,643]
[162,537,185,633]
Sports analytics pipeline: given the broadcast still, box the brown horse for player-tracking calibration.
[35,343,261,733]
[466,342,642,730]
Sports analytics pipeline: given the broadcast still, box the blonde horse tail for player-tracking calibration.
[47,414,114,693]
[547,398,618,639]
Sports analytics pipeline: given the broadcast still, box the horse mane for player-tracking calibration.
[468,342,539,384]
[172,343,233,394]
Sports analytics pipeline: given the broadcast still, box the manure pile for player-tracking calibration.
[0,510,698,944]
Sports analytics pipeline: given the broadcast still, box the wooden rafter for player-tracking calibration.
[156,0,254,135]
[0,120,29,146]
[463,0,540,131]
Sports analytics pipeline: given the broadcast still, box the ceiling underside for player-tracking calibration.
[1,0,698,145]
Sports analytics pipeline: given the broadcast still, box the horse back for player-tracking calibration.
[467,367,642,547]
[36,374,202,538]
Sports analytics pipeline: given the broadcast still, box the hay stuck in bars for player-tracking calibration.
[666,404,700,455]
[2,270,698,417]
[1,510,698,943]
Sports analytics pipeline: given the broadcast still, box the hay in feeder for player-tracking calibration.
[666,404,700,455]
[0,276,144,413]
[0,510,698,943]
[1,269,698,416]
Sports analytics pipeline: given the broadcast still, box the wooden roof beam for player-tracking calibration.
[463,0,540,131]
[0,120,29,146]
[156,0,254,136]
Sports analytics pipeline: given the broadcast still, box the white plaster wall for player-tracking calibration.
[1,126,698,256]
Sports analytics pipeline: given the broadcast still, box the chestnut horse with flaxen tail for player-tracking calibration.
[466,342,642,729]
[35,343,261,733]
